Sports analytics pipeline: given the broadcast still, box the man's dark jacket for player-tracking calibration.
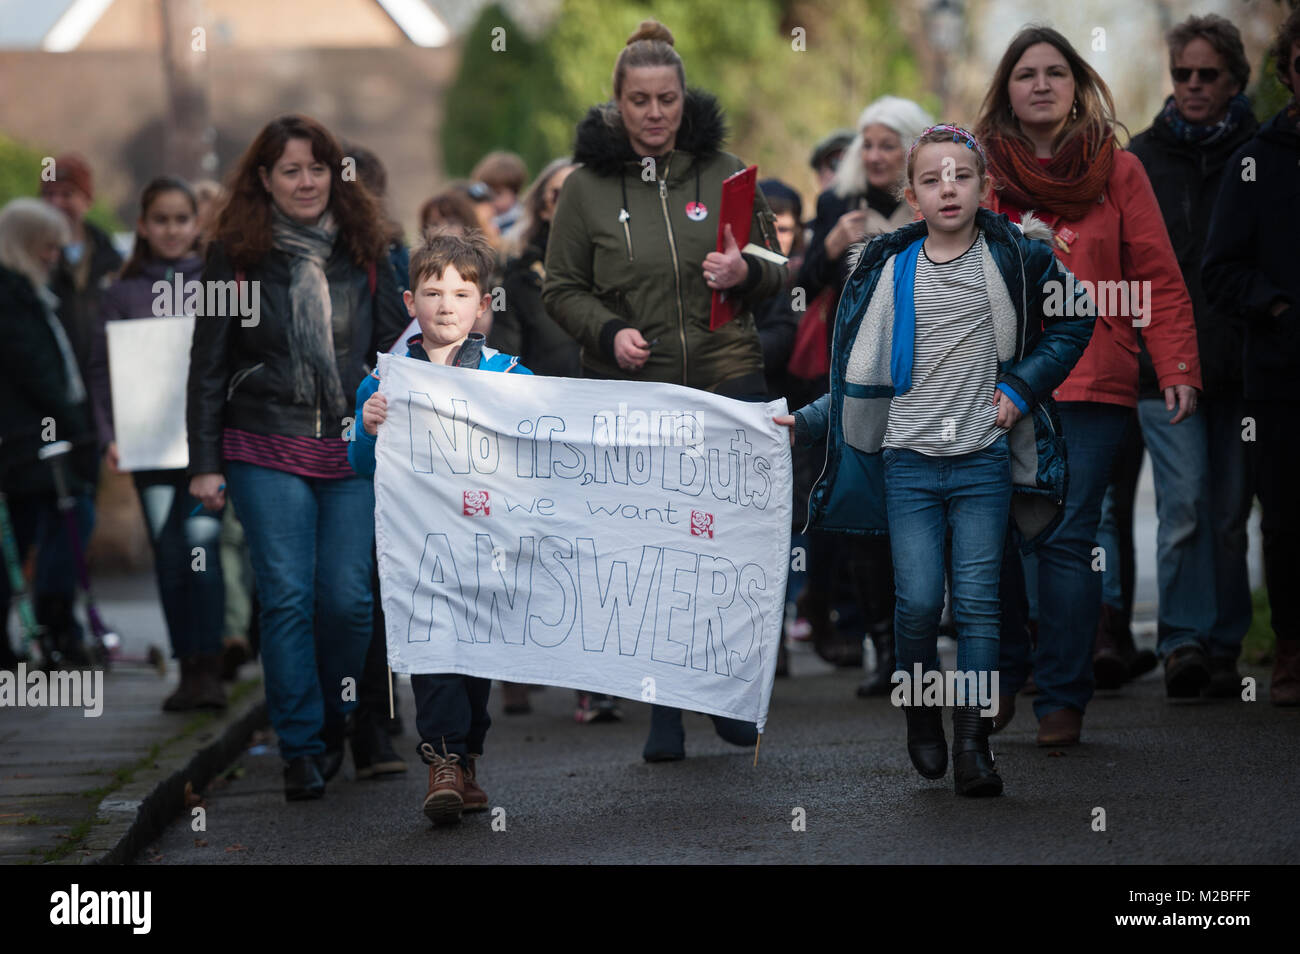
[1130,110,1258,398]
[1203,106,1300,403]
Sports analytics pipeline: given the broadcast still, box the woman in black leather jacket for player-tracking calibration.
[186,115,408,800]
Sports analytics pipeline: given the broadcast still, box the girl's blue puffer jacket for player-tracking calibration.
[794,207,1096,550]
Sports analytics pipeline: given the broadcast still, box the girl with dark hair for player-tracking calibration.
[88,177,227,711]
[974,27,1202,745]
[187,114,409,799]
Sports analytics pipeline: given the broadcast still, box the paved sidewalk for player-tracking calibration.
[0,574,265,865]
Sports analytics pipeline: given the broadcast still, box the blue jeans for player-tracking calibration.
[883,435,1011,681]
[225,461,375,761]
[134,471,225,658]
[1202,395,1254,657]
[1006,403,1130,718]
[1136,398,1217,656]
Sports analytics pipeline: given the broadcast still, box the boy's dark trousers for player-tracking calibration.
[412,674,492,761]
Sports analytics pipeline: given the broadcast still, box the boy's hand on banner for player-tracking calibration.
[993,390,1023,430]
[363,392,389,435]
[703,224,747,290]
[773,414,796,446]
[104,441,121,475]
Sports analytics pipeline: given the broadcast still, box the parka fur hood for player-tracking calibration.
[573,87,728,176]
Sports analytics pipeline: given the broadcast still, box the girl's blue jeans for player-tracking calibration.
[883,434,1012,681]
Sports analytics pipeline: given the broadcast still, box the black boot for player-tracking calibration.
[643,705,686,762]
[284,756,325,801]
[951,706,1003,797]
[903,705,948,779]
[316,713,348,782]
[708,714,758,747]
[856,624,895,697]
[350,707,407,779]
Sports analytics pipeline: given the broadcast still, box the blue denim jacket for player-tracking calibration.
[348,332,532,477]
[793,208,1095,549]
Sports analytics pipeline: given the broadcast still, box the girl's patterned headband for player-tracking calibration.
[908,123,988,168]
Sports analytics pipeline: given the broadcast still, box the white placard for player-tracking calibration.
[106,316,194,471]
[373,353,792,730]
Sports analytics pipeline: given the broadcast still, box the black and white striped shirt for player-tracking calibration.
[882,232,1001,456]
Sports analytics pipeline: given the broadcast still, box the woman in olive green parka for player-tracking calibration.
[543,27,786,395]
[542,20,787,760]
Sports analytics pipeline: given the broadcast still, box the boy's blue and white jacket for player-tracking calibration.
[349,332,532,477]
[793,208,1095,549]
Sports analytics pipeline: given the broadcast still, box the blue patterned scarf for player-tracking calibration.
[1158,93,1253,146]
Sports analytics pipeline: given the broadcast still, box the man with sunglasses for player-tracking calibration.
[1122,14,1257,700]
[1204,7,1300,708]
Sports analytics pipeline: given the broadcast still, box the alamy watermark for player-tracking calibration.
[1043,275,1152,327]
[890,664,999,717]
[0,663,103,717]
[592,403,703,447]
[50,884,150,934]
[152,274,260,327]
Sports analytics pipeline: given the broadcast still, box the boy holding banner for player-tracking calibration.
[349,228,531,825]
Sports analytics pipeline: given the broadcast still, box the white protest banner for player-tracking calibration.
[106,316,194,471]
[373,353,792,730]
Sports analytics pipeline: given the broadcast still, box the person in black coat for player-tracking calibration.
[40,154,123,407]
[0,199,98,669]
[490,157,581,379]
[1097,14,1261,698]
[1203,7,1300,706]
[186,115,410,799]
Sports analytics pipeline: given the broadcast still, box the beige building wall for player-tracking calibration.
[77,0,411,50]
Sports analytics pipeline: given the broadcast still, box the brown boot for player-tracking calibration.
[1036,707,1082,746]
[462,754,489,813]
[419,743,465,826]
[193,654,228,710]
[162,657,200,712]
[1271,640,1300,707]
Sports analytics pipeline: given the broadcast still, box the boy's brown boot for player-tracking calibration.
[462,754,488,813]
[419,743,465,826]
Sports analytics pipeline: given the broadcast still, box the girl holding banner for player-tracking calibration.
[543,20,787,761]
[88,177,227,712]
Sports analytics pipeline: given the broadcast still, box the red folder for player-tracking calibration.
[709,165,758,330]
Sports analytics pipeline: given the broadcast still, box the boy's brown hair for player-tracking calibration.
[409,226,496,294]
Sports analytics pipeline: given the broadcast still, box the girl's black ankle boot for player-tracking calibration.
[903,705,948,779]
[952,706,1003,797]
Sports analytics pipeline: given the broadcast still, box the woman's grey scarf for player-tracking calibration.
[36,284,86,404]
[270,205,347,417]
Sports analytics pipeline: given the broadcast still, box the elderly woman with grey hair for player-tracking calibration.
[792,95,933,694]
[0,198,98,670]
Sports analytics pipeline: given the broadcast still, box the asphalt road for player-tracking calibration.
[140,640,1298,865]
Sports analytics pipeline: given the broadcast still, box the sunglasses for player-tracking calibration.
[1171,67,1221,84]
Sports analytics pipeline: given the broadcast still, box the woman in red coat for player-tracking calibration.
[974,26,1202,745]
